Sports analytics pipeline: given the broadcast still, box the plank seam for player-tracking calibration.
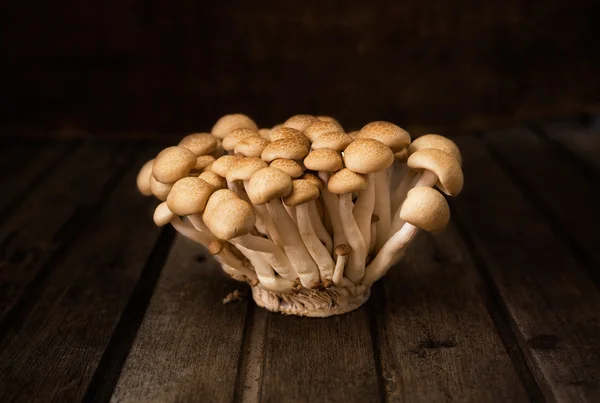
[232,297,258,403]
[367,281,388,403]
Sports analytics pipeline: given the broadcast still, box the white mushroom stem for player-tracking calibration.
[267,199,321,288]
[338,193,367,282]
[170,217,212,246]
[212,246,258,284]
[308,200,333,254]
[353,173,375,255]
[332,251,353,287]
[369,220,377,254]
[220,264,247,282]
[374,170,392,252]
[229,180,267,234]
[363,223,419,286]
[413,169,438,188]
[186,214,213,236]
[296,203,335,281]
[285,203,298,223]
[232,234,297,281]
[388,170,418,237]
[233,243,294,292]
[243,180,281,243]
[318,172,348,251]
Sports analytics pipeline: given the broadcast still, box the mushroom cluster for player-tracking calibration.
[137,114,463,317]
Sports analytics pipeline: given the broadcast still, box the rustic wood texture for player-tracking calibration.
[374,228,530,402]
[452,136,600,402]
[111,236,249,403]
[542,122,600,174]
[2,1,600,136]
[0,150,164,402]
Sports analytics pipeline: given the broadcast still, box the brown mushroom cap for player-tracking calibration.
[317,116,342,128]
[343,138,394,174]
[150,176,173,201]
[210,155,243,177]
[167,177,214,216]
[358,121,411,152]
[394,148,408,163]
[227,157,268,182]
[199,171,227,190]
[222,128,260,151]
[335,244,351,256]
[211,114,258,139]
[178,133,218,156]
[328,168,368,194]
[204,189,240,215]
[246,167,293,204]
[407,148,463,196]
[408,134,462,165]
[234,136,270,158]
[193,155,216,172]
[152,146,197,183]
[258,128,271,141]
[269,159,304,178]
[269,126,310,148]
[204,199,256,240]
[153,202,175,227]
[300,172,325,191]
[136,159,154,196]
[400,187,450,232]
[303,121,342,142]
[311,131,353,152]
[304,148,344,172]
[261,139,309,162]
[208,240,224,255]
[283,114,318,132]
[282,179,320,206]
[348,130,360,140]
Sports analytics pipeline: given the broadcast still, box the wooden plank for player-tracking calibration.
[0,151,165,402]
[485,128,600,283]
[111,236,249,403]
[257,305,381,402]
[452,136,600,402]
[0,142,135,326]
[374,227,530,402]
[541,122,600,174]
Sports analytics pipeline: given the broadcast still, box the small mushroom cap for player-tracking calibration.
[199,171,227,190]
[222,128,260,151]
[153,202,175,227]
[270,126,310,148]
[227,157,268,182]
[210,155,243,177]
[136,159,154,196]
[335,244,351,256]
[258,128,271,141]
[178,133,218,156]
[150,176,173,201]
[303,121,342,142]
[208,240,225,255]
[407,148,463,196]
[348,130,360,139]
[304,148,344,172]
[205,189,240,215]
[359,121,411,152]
[204,199,256,240]
[283,114,318,132]
[211,114,258,139]
[317,116,342,128]
[269,159,304,178]
[400,187,450,232]
[152,146,197,183]
[246,167,293,204]
[167,177,214,216]
[234,136,270,158]
[394,148,408,163]
[261,139,309,162]
[300,172,325,191]
[193,155,216,171]
[408,134,462,165]
[328,168,368,194]
[282,179,320,206]
[311,131,353,152]
[343,138,394,174]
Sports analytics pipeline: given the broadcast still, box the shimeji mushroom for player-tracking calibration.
[153,201,213,246]
[192,155,217,174]
[246,167,321,288]
[149,176,173,201]
[269,126,311,149]
[310,131,353,152]
[369,215,379,254]
[198,171,227,190]
[283,114,319,132]
[332,244,352,287]
[166,177,215,236]
[328,168,369,282]
[300,172,333,254]
[152,146,197,184]
[261,138,310,163]
[178,133,218,156]
[234,136,270,158]
[363,187,450,285]
[343,138,394,252]
[204,197,295,292]
[211,114,258,139]
[269,159,304,179]
[136,159,154,196]
[222,128,260,152]
[258,128,271,141]
[283,179,335,283]
[304,148,347,249]
[407,134,462,166]
[208,240,258,284]
[407,148,463,195]
[303,121,342,143]
[210,155,246,198]
[317,116,343,127]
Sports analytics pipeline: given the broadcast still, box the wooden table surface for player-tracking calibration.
[0,120,599,402]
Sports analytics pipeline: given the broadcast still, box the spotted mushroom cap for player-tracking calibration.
[303,121,342,142]
[343,138,394,174]
[227,157,268,182]
[283,114,319,132]
[210,155,243,177]
[282,179,320,206]
[178,133,218,156]
[222,128,260,151]
[246,167,293,205]
[234,136,270,158]
[152,146,197,183]
[204,199,256,240]
[317,116,342,127]
[193,155,216,172]
[400,187,450,232]
[407,148,463,196]
[300,172,325,191]
[335,244,351,257]
[258,128,271,141]
[408,134,462,165]
[211,114,258,139]
[311,131,353,152]
[136,159,154,196]
[327,168,368,194]
[358,121,411,152]
[269,126,310,149]
[261,139,309,162]
[304,148,344,172]
[166,177,214,216]
[269,159,304,178]
[204,189,240,216]
[150,176,173,201]
[198,170,227,190]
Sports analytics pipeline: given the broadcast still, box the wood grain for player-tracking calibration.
[452,136,600,402]
[111,236,249,403]
[374,227,529,402]
[0,151,163,402]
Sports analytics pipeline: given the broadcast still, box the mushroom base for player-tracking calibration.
[251,284,370,317]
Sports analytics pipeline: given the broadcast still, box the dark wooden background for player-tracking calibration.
[2,0,600,138]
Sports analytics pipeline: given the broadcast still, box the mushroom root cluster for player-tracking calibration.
[137,114,463,317]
